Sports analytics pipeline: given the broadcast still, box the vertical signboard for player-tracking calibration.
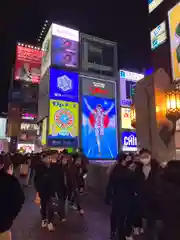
[80,34,117,77]
[148,0,163,13]
[168,2,180,81]
[51,24,79,69]
[14,45,42,83]
[48,100,79,147]
[81,76,118,159]
[41,26,52,78]
[150,21,167,50]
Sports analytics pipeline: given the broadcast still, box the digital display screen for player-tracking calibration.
[168,2,180,81]
[121,131,137,151]
[41,118,47,145]
[49,68,78,102]
[120,70,144,107]
[51,35,78,69]
[81,34,116,77]
[82,95,118,159]
[148,0,163,13]
[48,100,78,147]
[121,108,134,130]
[14,46,42,83]
[151,21,167,50]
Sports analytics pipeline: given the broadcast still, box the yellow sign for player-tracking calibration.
[168,2,180,81]
[121,107,134,130]
[41,118,47,145]
[49,100,78,139]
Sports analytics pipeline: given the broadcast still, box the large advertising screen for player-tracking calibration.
[80,34,117,77]
[51,24,79,69]
[121,131,137,152]
[41,27,52,78]
[14,45,42,84]
[120,70,144,107]
[82,95,118,159]
[48,100,78,147]
[49,68,78,102]
[148,0,163,13]
[121,108,134,130]
[150,21,167,50]
[168,2,180,81]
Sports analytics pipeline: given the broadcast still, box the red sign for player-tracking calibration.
[90,87,108,95]
[14,46,42,84]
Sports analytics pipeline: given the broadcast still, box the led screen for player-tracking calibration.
[82,95,118,159]
[81,34,117,77]
[41,118,47,145]
[48,100,78,147]
[51,35,78,69]
[0,118,7,138]
[14,45,42,83]
[121,108,134,130]
[150,21,167,50]
[168,2,180,81]
[148,0,163,13]
[49,68,78,102]
[121,131,137,152]
[18,143,35,153]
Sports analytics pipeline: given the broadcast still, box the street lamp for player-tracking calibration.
[166,89,180,119]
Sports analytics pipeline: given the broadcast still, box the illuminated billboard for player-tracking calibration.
[168,2,180,81]
[150,21,167,50]
[80,34,117,77]
[121,108,134,130]
[121,131,137,152]
[82,95,118,159]
[81,76,115,99]
[14,45,42,83]
[41,27,52,78]
[41,118,47,145]
[120,70,144,107]
[51,24,79,69]
[0,118,7,138]
[148,0,163,13]
[49,68,78,102]
[48,100,78,147]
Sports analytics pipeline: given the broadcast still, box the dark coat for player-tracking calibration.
[0,169,25,233]
[134,160,162,220]
[105,164,135,208]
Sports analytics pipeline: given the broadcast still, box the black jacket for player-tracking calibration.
[0,169,25,233]
[50,163,67,198]
[34,162,52,197]
[105,164,135,208]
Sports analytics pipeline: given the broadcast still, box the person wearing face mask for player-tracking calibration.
[0,155,25,240]
[33,153,54,231]
[134,148,162,240]
[105,153,135,240]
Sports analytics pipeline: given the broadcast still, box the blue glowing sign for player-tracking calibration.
[49,68,78,102]
[121,131,137,151]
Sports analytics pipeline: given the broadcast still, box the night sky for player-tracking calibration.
[1,0,151,113]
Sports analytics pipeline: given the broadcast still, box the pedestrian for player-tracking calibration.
[33,152,54,231]
[134,148,162,240]
[0,155,25,240]
[105,152,135,240]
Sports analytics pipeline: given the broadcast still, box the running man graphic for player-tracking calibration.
[84,98,114,155]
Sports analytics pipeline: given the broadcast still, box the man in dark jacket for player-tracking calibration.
[105,153,135,240]
[0,156,25,239]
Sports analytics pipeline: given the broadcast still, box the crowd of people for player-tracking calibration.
[105,148,180,240]
[1,148,180,240]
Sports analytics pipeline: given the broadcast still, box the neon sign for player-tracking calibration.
[90,87,108,95]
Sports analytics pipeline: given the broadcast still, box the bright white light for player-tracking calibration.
[52,23,79,42]
[120,70,144,81]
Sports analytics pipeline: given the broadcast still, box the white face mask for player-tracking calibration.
[140,157,151,165]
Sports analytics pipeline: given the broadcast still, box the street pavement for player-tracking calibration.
[12,187,145,240]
